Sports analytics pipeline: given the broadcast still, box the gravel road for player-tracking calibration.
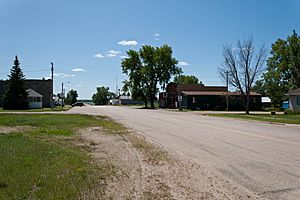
[68,105,300,200]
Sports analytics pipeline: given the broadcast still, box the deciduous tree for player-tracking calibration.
[92,86,111,105]
[219,37,267,114]
[65,89,78,105]
[263,30,300,106]
[122,45,181,108]
[173,75,204,85]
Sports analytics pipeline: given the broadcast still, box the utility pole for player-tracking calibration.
[61,82,64,107]
[115,76,118,97]
[50,62,54,109]
[51,62,54,81]
[61,81,70,108]
[226,71,229,111]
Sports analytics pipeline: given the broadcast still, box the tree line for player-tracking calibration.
[3,31,299,112]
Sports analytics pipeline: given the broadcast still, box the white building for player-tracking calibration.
[286,87,300,112]
[27,89,43,109]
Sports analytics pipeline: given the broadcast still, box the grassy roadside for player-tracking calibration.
[0,106,71,112]
[209,113,300,124]
[0,114,124,199]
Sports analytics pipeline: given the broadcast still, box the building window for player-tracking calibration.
[297,96,300,105]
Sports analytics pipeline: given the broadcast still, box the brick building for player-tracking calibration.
[159,82,262,110]
[0,79,53,108]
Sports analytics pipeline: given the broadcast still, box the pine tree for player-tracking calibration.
[3,56,29,110]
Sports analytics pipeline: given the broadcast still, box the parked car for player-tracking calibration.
[71,102,84,107]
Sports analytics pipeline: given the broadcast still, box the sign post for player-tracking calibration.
[178,95,182,111]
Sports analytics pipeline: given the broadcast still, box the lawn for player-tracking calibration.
[210,113,300,124]
[0,106,71,112]
[0,114,124,199]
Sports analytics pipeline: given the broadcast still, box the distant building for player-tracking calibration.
[27,88,43,109]
[0,79,53,108]
[285,87,300,111]
[159,82,262,110]
[119,96,143,105]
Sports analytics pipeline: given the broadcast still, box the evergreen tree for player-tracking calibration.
[3,56,29,110]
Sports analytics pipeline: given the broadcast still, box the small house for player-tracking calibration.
[286,87,300,111]
[27,88,43,109]
[119,96,143,105]
[159,82,262,110]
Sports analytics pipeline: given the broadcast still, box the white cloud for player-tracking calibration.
[119,55,129,59]
[94,50,121,59]
[106,53,117,58]
[118,40,138,46]
[76,84,83,87]
[106,49,120,57]
[107,49,120,54]
[94,53,105,58]
[53,73,75,77]
[154,33,161,41]
[178,61,189,66]
[72,68,86,72]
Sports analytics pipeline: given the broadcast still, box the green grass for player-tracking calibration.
[210,113,300,124]
[0,106,71,112]
[0,114,125,199]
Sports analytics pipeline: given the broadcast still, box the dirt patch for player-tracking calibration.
[78,127,143,199]
[0,126,32,134]
[78,127,263,200]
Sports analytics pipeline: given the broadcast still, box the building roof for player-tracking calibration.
[119,95,132,100]
[181,91,261,96]
[286,87,300,96]
[177,84,227,92]
[26,88,43,98]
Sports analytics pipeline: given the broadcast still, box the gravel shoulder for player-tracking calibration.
[67,106,300,200]
[78,126,263,200]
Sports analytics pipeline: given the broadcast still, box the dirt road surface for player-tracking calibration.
[68,106,300,200]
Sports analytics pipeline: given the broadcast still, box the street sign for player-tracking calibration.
[178,95,182,102]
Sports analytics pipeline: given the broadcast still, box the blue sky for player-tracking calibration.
[1,0,299,99]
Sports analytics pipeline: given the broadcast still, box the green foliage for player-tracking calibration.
[251,79,266,96]
[173,75,204,85]
[0,134,93,199]
[0,106,70,112]
[3,56,29,110]
[92,86,111,105]
[0,114,125,199]
[65,89,78,105]
[263,30,300,106]
[122,44,182,108]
